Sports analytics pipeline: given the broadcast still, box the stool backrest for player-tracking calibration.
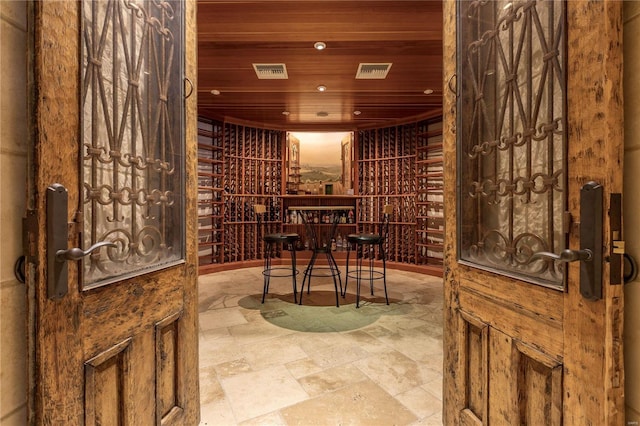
[379,204,393,241]
[254,204,266,235]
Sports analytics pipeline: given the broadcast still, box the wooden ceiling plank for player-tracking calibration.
[196,0,443,129]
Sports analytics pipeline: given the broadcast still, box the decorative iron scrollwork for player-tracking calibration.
[457,0,566,288]
[81,0,184,287]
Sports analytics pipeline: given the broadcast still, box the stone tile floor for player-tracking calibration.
[198,266,443,425]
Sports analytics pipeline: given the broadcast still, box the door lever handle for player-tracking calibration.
[532,248,593,263]
[47,182,117,300]
[56,241,116,262]
[531,181,603,301]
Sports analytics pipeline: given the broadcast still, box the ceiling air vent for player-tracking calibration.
[355,63,393,79]
[252,63,288,79]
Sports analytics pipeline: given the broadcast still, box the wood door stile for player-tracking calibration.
[31,4,84,421]
[564,3,625,423]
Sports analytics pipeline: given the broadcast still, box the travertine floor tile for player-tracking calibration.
[228,317,293,343]
[377,331,443,362]
[214,358,252,380]
[354,349,441,396]
[198,267,444,425]
[423,376,443,401]
[238,411,287,426]
[342,329,393,354]
[221,365,309,422]
[395,386,442,419]
[199,335,245,366]
[305,342,371,369]
[200,307,248,331]
[285,357,324,379]
[411,411,444,425]
[199,397,237,426]
[280,380,418,426]
[297,364,369,397]
[240,335,308,370]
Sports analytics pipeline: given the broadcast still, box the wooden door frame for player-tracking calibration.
[26,1,200,423]
[442,0,624,424]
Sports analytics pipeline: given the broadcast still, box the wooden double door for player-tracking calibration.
[443,1,625,424]
[27,0,625,424]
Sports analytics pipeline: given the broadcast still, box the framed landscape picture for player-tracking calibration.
[287,131,353,195]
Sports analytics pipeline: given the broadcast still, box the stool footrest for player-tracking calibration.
[346,270,384,281]
[303,266,341,278]
[263,267,299,278]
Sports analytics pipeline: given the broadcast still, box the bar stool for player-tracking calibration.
[298,211,343,307]
[254,204,300,303]
[343,204,393,308]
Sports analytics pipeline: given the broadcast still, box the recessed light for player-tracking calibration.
[317,85,327,92]
[423,89,434,95]
[210,89,221,95]
[282,111,290,116]
[353,110,362,116]
[314,41,326,51]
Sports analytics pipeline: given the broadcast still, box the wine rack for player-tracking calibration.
[222,122,284,266]
[357,114,443,273]
[197,114,443,277]
[197,117,225,267]
[357,123,417,264]
[415,119,444,267]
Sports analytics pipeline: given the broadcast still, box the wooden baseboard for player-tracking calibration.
[198,259,263,274]
[199,257,443,278]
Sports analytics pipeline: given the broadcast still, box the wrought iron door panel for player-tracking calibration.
[457,0,566,288]
[81,0,185,288]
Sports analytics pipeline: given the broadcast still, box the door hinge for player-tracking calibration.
[22,209,38,264]
[562,211,572,234]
